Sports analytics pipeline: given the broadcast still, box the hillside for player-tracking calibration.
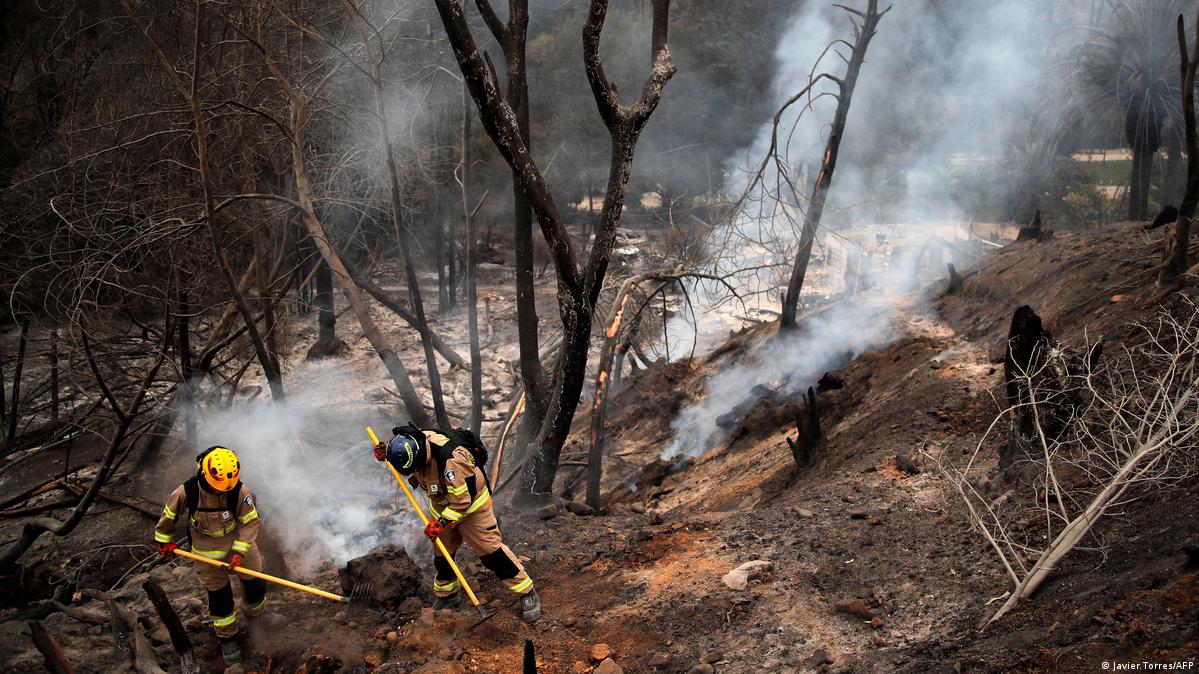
[2,222,1194,674]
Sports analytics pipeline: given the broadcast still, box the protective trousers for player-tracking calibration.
[432,505,532,598]
[193,546,266,638]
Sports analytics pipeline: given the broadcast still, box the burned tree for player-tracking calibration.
[433,0,676,500]
[785,386,822,470]
[1161,9,1199,284]
[779,0,888,330]
[473,0,547,436]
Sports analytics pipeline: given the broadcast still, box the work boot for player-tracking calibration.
[521,589,541,623]
[220,638,242,665]
[432,591,461,610]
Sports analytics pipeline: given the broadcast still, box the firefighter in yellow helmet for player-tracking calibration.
[153,446,274,665]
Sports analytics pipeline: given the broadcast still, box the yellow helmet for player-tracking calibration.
[197,446,240,492]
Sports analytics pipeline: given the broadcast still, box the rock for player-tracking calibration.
[595,658,623,674]
[808,648,833,667]
[566,501,597,516]
[537,504,560,520]
[722,560,773,590]
[398,596,424,615]
[648,652,672,668]
[763,659,783,669]
[650,511,664,524]
[386,631,399,643]
[848,509,869,520]
[700,650,723,664]
[833,599,875,620]
[792,507,815,518]
[687,665,714,674]
[872,635,889,647]
[339,545,423,609]
[563,616,577,627]
[809,538,822,549]
[592,643,614,662]
[224,665,245,674]
[630,502,647,514]
[418,608,436,626]
[895,452,920,475]
[572,661,590,674]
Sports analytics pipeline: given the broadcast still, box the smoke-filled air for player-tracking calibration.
[2,0,1197,672]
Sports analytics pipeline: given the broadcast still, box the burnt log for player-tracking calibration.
[143,580,195,674]
[29,621,76,674]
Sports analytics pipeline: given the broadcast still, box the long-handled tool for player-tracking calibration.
[367,426,493,627]
[173,549,371,616]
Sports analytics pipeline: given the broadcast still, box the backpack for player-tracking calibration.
[394,423,490,479]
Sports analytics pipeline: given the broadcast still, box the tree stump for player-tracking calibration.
[786,387,822,470]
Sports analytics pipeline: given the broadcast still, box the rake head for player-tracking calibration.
[467,604,495,630]
[346,581,372,617]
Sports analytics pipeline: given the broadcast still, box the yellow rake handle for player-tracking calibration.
[367,426,482,609]
[174,549,348,604]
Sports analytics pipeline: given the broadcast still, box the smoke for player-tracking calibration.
[191,359,428,573]
[660,0,1083,457]
[662,299,894,458]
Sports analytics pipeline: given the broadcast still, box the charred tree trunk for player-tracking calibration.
[475,0,547,438]
[6,317,29,444]
[779,1,887,330]
[1162,11,1199,283]
[1016,209,1045,242]
[435,0,674,501]
[176,283,196,449]
[587,291,631,510]
[463,81,484,433]
[306,257,347,359]
[1002,305,1053,468]
[49,328,59,422]
[785,386,821,470]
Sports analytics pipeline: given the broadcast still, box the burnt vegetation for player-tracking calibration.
[0,0,1197,673]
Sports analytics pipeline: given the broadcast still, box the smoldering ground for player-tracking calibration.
[663,0,1085,459]
[185,359,429,573]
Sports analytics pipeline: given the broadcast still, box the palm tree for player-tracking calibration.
[1075,0,1194,220]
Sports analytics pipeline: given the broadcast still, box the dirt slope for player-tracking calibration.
[2,222,1196,674]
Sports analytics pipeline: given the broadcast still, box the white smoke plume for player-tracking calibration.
[661,0,1080,458]
[191,359,428,573]
[662,299,894,459]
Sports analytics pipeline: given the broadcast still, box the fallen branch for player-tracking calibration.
[143,580,196,674]
[87,589,167,674]
[28,620,76,674]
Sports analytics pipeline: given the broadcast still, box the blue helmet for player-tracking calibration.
[387,433,424,475]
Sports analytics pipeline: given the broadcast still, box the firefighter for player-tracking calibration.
[153,446,273,665]
[373,426,541,623]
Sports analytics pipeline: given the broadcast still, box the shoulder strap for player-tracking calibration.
[432,442,458,474]
[183,476,199,517]
[226,482,243,512]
